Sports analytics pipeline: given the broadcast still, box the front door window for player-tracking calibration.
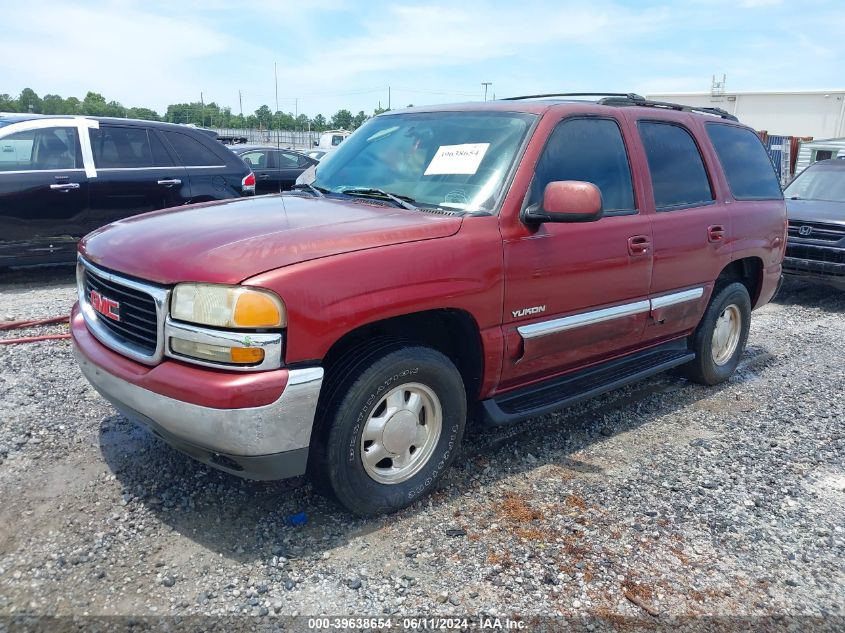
[0,127,81,171]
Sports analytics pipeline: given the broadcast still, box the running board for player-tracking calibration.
[482,340,694,426]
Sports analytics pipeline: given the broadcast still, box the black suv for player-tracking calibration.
[783,158,845,289]
[231,145,317,194]
[0,115,255,268]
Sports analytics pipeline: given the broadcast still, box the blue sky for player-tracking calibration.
[3,0,844,118]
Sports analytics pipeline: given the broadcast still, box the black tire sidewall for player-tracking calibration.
[324,348,466,515]
[693,283,751,384]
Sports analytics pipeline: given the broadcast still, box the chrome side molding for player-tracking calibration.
[517,287,705,340]
[518,300,650,340]
[650,287,704,310]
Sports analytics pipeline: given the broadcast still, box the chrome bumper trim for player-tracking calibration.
[75,348,323,456]
[164,317,283,372]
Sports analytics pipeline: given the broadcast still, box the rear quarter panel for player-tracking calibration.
[728,198,787,306]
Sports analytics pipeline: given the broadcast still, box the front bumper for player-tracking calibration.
[782,241,845,289]
[783,258,845,288]
[71,305,323,480]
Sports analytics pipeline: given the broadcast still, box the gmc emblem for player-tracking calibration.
[90,290,121,321]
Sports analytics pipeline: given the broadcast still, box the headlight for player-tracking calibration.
[171,283,286,329]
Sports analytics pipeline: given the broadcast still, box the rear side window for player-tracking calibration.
[148,131,175,167]
[0,127,81,171]
[163,132,224,166]
[90,126,155,168]
[638,121,713,210]
[530,118,635,213]
[706,124,782,199]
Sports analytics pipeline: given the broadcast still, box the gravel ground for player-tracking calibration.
[0,268,843,625]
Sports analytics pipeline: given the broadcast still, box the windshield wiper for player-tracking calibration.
[290,183,327,197]
[339,187,418,210]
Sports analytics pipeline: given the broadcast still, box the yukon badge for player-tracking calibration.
[512,305,546,319]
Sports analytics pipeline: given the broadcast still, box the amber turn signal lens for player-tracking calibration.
[233,292,283,328]
[230,347,265,364]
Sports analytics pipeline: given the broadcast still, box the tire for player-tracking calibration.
[681,282,751,386]
[314,346,466,516]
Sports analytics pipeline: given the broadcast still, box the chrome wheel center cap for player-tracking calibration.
[381,410,418,454]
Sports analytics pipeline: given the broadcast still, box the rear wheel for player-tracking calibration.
[314,346,466,516]
[681,282,751,385]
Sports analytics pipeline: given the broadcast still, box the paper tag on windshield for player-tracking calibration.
[424,143,490,176]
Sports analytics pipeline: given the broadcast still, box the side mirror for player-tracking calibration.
[523,180,603,224]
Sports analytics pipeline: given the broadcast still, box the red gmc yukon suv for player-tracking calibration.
[71,94,786,516]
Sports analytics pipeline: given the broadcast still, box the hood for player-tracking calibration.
[786,198,845,227]
[80,195,462,285]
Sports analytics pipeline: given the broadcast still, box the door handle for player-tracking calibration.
[49,183,80,191]
[627,235,651,256]
[708,224,726,242]
[157,179,182,187]
[258,174,271,180]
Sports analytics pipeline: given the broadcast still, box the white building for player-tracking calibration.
[645,89,845,139]
[794,137,845,173]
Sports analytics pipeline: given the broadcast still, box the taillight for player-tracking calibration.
[242,172,256,194]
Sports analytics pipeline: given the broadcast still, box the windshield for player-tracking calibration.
[784,164,845,203]
[308,111,536,212]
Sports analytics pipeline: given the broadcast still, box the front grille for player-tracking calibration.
[787,221,845,243]
[83,268,159,355]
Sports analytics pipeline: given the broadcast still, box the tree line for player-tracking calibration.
[0,88,395,132]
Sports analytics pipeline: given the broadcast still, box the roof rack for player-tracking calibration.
[503,92,738,121]
[597,95,738,121]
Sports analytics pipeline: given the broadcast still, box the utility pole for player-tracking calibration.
[273,61,280,143]
[238,90,243,117]
[481,82,492,102]
[388,86,391,110]
[200,92,205,126]
[274,62,279,118]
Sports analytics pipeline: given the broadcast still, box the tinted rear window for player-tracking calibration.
[149,130,175,166]
[638,121,713,210]
[90,126,154,168]
[707,124,782,200]
[163,131,224,166]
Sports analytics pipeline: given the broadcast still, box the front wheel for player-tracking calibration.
[316,346,466,516]
[681,282,751,385]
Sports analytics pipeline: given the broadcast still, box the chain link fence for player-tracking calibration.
[211,128,320,150]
